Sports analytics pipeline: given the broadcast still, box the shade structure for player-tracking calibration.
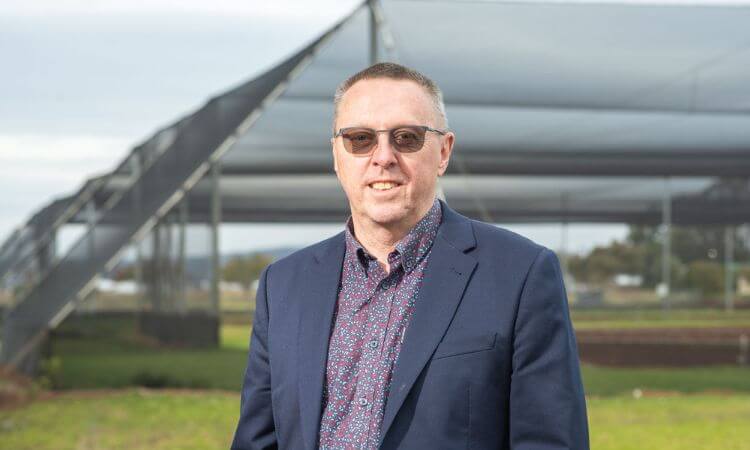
[29,0,750,228]
[2,0,750,373]
[42,173,746,225]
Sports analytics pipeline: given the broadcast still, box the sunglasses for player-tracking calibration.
[333,125,447,156]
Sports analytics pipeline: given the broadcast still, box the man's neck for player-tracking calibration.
[349,201,435,273]
[350,219,404,272]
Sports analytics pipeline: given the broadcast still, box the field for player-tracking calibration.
[1,310,749,449]
[1,389,748,450]
[571,308,750,330]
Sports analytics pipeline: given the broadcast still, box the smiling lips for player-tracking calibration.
[369,181,401,191]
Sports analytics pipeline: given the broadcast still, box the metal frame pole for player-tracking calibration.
[49,229,57,266]
[661,177,671,311]
[85,200,97,313]
[178,195,188,315]
[134,238,144,312]
[210,162,221,317]
[129,152,144,313]
[725,225,735,312]
[152,219,162,312]
[560,193,570,279]
[85,200,97,262]
[368,0,378,65]
[164,212,174,313]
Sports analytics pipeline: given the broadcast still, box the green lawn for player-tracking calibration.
[0,389,238,450]
[1,389,749,450]
[1,313,748,449]
[581,365,750,397]
[43,316,750,397]
[47,318,251,391]
[588,394,750,450]
[571,308,750,330]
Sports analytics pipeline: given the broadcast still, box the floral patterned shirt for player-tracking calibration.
[318,198,443,449]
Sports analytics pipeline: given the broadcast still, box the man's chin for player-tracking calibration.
[365,207,414,229]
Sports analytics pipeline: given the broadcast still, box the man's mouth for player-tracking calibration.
[369,181,400,191]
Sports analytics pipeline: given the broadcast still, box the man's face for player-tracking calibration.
[332,78,454,232]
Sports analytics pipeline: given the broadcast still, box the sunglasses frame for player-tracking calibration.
[333,124,447,156]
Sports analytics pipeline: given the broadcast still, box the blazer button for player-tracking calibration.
[359,397,368,406]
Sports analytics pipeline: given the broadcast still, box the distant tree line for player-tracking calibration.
[222,253,274,290]
[568,225,750,295]
[113,253,274,291]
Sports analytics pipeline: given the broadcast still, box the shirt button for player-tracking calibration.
[368,339,379,349]
[359,397,368,407]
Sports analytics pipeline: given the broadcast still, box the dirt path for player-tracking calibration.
[576,327,750,366]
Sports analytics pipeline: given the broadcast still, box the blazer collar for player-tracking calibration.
[433,198,477,253]
[378,200,477,446]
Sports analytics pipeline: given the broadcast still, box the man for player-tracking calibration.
[231,62,589,449]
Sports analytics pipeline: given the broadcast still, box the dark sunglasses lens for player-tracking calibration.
[391,127,426,152]
[342,129,376,154]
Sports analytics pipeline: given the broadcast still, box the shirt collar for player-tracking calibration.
[344,197,443,276]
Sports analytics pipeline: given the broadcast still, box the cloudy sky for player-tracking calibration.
[0,0,660,256]
[0,0,360,253]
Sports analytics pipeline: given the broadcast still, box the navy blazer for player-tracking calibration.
[231,199,589,449]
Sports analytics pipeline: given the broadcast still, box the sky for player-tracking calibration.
[0,0,666,258]
[0,0,359,254]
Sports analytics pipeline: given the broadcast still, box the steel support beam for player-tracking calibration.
[178,195,188,315]
[210,162,221,317]
[368,0,378,65]
[660,177,672,311]
[725,225,735,312]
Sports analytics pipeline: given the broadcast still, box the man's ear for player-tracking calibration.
[331,137,338,174]
[437,132,455,176]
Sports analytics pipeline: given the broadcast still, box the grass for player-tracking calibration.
[0,389,238,450]
[1,389,749,450]
[68,289,255,315]
[220,322,252,350]
[54,348,248,391]
[1,312,749,449]
[588,394,750,450]
[47,316,251,391]
[571,307,750,330]
[581,365,750,397]
[41,314,750,396]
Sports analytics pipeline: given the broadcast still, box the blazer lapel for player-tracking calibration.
[378,201,478,447]
[297,232,346,450]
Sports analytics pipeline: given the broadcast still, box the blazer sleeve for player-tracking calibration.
[509,247,590,450]
[231,263,278,450]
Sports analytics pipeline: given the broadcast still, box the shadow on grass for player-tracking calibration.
[47,313,750,397]
[49,314,250,391]
[581,364,750,397]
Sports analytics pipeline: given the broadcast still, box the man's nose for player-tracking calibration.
[371,132,398,167]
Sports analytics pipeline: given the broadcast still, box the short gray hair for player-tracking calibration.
[332,62,448,133]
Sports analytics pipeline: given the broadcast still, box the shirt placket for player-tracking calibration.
[366,253,405,447]
[352,252,400,448]
[326,257,372,448]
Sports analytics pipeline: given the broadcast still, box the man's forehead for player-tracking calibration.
[338,78,434,124]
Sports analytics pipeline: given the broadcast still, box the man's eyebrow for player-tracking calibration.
[340,123,426,130]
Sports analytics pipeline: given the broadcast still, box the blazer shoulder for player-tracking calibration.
[466,219,562,297]
[468,218,547,258]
